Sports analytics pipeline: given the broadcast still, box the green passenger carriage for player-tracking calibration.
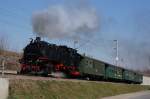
[78,56,143,84]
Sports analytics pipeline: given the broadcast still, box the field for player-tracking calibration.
[8,78,150,99]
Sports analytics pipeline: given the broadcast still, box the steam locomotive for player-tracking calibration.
[19,37,82,77]
[19,37,143,84]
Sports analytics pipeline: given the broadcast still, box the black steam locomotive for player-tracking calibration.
[19,37,82,77]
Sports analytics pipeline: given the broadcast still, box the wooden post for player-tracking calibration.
[2,59,5,77]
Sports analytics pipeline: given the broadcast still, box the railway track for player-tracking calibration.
[2,70,146,84]
[0,70,110,84]
[0,70,86,82]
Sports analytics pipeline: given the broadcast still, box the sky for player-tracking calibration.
[0,0,150,70]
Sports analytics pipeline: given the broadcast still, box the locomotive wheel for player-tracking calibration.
[41,70,48,77]
[42,73,48,77]
[86,77,90,80]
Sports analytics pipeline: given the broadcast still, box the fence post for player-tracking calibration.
[2,59,5,77]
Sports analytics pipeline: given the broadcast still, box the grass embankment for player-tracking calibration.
[8,79,150,99]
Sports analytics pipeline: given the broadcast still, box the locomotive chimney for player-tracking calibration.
[35,37,41,42]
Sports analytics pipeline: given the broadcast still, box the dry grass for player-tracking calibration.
[0,50,21,58]
[8,79,150,99]
[0,50,21,70]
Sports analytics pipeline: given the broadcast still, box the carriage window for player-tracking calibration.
[86,61,88,64]
[90,62,92,64]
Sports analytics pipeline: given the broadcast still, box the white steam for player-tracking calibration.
[32,5,99,39]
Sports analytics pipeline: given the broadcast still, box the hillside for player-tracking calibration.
[0,50,21,70]
[8,79,150,99]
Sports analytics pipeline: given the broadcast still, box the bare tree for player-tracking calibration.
[0,36,7,55]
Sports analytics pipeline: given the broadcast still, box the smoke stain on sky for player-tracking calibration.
[32,0,100,40]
